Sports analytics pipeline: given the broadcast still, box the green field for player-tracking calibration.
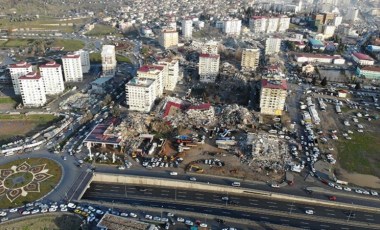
[85,24,117,36]
[90,53,131,63]
[0,38,32,47]
[0,158,62,208]
[51,39,85,51]
[0,97,17,104]
[338,132,380,177]
[116,54,131,63]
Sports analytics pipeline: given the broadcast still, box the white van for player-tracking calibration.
[231,182,241,187]
[169,172,178,176]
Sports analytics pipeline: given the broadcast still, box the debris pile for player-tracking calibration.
[220,104,254,126]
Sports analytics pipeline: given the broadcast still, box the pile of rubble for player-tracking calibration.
[219,104,254,127]
[122,113,150,136]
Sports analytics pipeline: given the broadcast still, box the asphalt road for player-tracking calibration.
[82,183,379,230]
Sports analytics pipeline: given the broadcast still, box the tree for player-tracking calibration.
[101,94,112,106]
[111,105,121,117]
[320,77,327,86]
[355,82,361,90]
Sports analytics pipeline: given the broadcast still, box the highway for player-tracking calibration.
[82,182,380,230]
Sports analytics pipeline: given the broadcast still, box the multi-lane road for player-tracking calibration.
[82,182,380,230]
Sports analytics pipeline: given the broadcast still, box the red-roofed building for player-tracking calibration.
[356,65,380,80]
[19,72,47,107]
[39,61,65,95]
[260,79,288,116]
[352,52,375,66]
[8,61,33,95]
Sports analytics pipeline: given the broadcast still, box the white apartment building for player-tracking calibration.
[346,8,359,21]
[223,18,242,36]
[249,16,290,33]
[19,72,47,107]
[201,41,219,54]
[182,19,193,39]
[199,53,220,83]
[126,77,156,112]
[334,16,343,26]
[159,28,179,49]
[137,65,164,97]
[74,49,91,73]
[266,17,279,33]
[278,16,291,32]
[9,61,32,95]
[39,61,65,95]
[157,59,179,91]
[101,45,117,78]
[322,25,336,39]
[241,48,260,71]
[62,54,83,82]
[265,37,282,55]
[260,79,288,116]
[249,16,267,33]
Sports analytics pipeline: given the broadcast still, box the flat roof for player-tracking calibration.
[9,61,31,68]
[39,61,60,68]
[127,77,155,87]
[352,52,374,61]
[294,53,343,59]
[19,72,42,80]
[308,39,324,47]
[361,65,380,72]
[138,65,164,73]
[199,53,220,58]
[62,54,80,59]
[83,118,122,145]
[92,77,112,85]
[97,214,150,230]
[262,79,287,90]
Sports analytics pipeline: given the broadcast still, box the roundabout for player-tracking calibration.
[0,158,62,208]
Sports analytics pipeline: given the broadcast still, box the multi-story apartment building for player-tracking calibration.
[278,16,291,32]
[260,79,288,116]
[223,18,242,36]
[266,17,279,33]
[19,72,47,107]
[137,65,164,97]
[9,61,32,95]
[241,48,260,71]
[249,16,290,33]
[265,37,282,55]
[201,41,219,54]
[157,58,179,91]
[101,45,117,78]
[182,19,193,39]
[74,49,91,73]
[249,16,267,33]
[125,77,156,112]
[39,61,65,95]
[62,54,83,82]
[159,28,179,49]
[199,53,220,83]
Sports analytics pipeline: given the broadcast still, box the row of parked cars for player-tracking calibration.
[328,182,378,196]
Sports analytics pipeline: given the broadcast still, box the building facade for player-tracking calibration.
[201,41,219,54]
[19,72,47,107]
[159,28,179,49]
[182,19,193,39]
[39,61,65,95]
[157,59,179,91]
[62,54,83,82]
[9,61,33,95]
[260,79,288,116]
[356,66,380,80]
[137,65,164,97]
[126,77,156,112]
[74,49,91,73]
[223,18,242,36]
[199,53,220,83]
[101,45,117,78]
[241,48,260,71]
[265,37,281,55]
[249,16,290,33]
[352,53,375,66]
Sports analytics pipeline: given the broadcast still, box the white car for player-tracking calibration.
[169,171,178,176]
[370,191,378,196]
[185,220,194,226]
[335,185,342,190]
[67,203,76,209]
[177,217,185,222]
[153,216,161,221]
[189,177,197,181]
[41,208,48,213]
[120,213,128,217]
[9,208,18,213]
[0,211,7,217]
[22,210,31,215]
[161,217,169,222]
[222,196,229,201]
[328,182,335,187]
[167,212,174,217]
[343,187,352,192]
[61,207,68,212]
[31,209,40,214]
[96,209,104,215]
[129,212,137,218]
[49,208,57,212]
[145,214,153,220]
[200,223,208,227]
[231,182,241,187]
[355,189,363,194]
[363,190,370,195]
[305,210,314,215]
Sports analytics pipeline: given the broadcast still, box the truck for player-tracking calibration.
[335,105,341,114]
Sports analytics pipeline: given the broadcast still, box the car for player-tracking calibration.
[67,203,76,209]
[41,208,48,213]
[328,182,335,187]
[329,196,337,201]
[200,223,208,227]
[189,177,197,181]
[335,185,342,190]
[96,209,104,215]
[31,209,40,214]
[363,190,370,195]
[185,220,194,226]
[305,210,314,215]
[1,217,8,222]
[216,218,225,224]
[355,189,363,194]
[167,212,174,217]
[231,182,241,187]
[117,165,126,170]
[370,191,378,196]
[161,217,169,222]
[0,211,7,217]
[165,223,170,230]
[22,210,31,215]
[9,208,17,213]
[49,208,57,212]
[129,212,137,218]
[119,212,128,217]
[177,217,185,222]
[343,187,352,192]
[228,200,239,205]
[145,214,153,220]
[169,171,178,176]
[61,207,68,212]
[271,184,280,188]
[222,196,229,201]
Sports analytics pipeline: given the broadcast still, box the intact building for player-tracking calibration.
[137,65,164,97]
[199,53,220,83]
[278,16,291,32]
[157,59,179,91]
[249,16,290,33]
[101,45,117,78]
[265,37,281,55]
[39,61,65,95]
[159,28,179,49]
[223,18,242,36]
[356,66,380,80]
[74,49,91,73]
[62,54,83,82]
[9,61,33,95]
[19,72,47,107]
[126,77,156,112]
[241,48,260,71]
[352,53,375,66]
[182,19,193,39]
[260,79,288,116]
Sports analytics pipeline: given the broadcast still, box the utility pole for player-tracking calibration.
[289,202,294,215]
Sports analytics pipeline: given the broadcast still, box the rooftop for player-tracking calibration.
[9,61,31,69]
[62,54,80,59]
[97,214,151,230]
[262,79,287,90]
[294,53,343,59]
[127,77,155,87]
[19,72,42,80]
[199,53,220,58]
[84,118,122,145]
[39,61,60,68]
[138,65,164,73]
[360,65,380,72]
[308,39,324,47]
[352,52,374,61]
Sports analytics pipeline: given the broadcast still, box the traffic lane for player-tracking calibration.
[82,194,367,230]
[94,167,380,208]
[85,183,380,224]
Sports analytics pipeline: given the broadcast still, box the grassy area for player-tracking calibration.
[0,114,57,122]
[0,97,17,104]
[116,54,131,63]
[337,132,380,177]
[0,158,62,208]
[51,39,85,51]
[85,24,117,36]
[89,52,101,63]
[0,213,83,230]
[0,38,32,47]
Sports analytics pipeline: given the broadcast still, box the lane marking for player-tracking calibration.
[326,213,335,216]
[268,205,277,208]
[250,203,259,206]
[266,201,277,204]
[366,218,374,221]
[280,219,289,222]
[300,222,309,225]
[260,216,269,219]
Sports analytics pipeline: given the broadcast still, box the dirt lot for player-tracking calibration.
[0,213,84,230]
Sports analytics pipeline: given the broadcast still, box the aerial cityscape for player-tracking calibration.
[0,0,379,229]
